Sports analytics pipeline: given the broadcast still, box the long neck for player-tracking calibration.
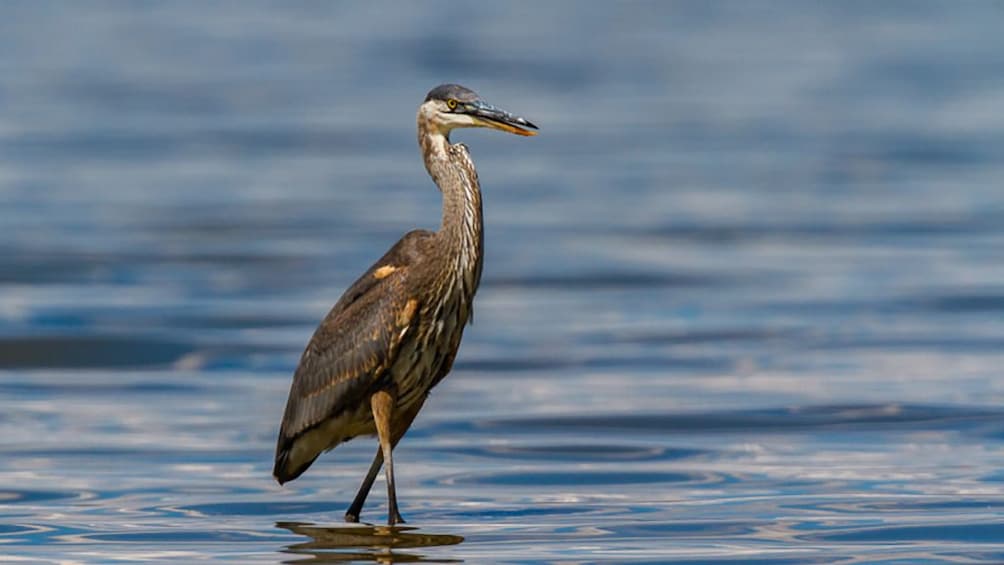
[418,122,484,292]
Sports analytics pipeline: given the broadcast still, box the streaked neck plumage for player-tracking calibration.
[417,113,484,301]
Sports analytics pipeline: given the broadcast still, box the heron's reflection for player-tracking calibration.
[277,521,464,563]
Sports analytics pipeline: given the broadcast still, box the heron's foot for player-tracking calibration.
[344,511,360,523]
[389,511,406,526]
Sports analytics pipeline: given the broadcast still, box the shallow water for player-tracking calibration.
[2,2,1004,563]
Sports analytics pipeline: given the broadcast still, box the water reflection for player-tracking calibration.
[278,522,463,564]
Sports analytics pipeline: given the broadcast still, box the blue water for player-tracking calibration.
[2,2,1004,563]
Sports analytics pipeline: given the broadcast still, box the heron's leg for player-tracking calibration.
[371,389,405,525]
[344,447,383,523]
[344,401,423,522]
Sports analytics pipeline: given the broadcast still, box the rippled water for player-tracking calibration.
[2,2,1004,563]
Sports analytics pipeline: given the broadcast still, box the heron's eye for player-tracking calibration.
[446,99,458,110]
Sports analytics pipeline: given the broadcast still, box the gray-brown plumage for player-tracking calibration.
[273,84,537,525]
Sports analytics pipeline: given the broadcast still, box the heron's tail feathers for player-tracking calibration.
[273,436,320,485]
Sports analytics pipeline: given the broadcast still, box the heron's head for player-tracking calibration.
[419,84,537,137]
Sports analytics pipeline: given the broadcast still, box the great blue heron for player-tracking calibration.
[273,84,537,525]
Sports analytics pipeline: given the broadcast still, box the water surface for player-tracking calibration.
[1,2,1003,563]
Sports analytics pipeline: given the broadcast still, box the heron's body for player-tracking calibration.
[273,84,536,525]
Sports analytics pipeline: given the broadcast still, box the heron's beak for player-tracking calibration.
[465,100,538,136]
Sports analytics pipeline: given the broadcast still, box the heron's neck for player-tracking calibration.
[419,128,484,290]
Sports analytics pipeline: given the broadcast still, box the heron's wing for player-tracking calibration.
[330,229,432,314]
[280,271,418,438]
[273,231,431,482]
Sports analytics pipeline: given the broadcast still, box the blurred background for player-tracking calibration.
[1,1,1003,563]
